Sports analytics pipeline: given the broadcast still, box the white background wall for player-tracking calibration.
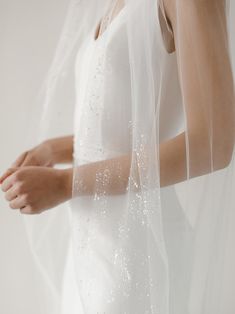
[0,1,68,313]
[0,1,235,314]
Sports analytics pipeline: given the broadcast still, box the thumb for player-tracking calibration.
[0,167,19,184]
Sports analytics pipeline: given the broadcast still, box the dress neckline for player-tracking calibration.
[93,5,127,43]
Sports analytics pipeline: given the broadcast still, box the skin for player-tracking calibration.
[0,0,234,214]
[0,137,73,214]
[95,0,125,40]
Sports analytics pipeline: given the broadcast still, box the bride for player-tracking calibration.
[1,0,235,312]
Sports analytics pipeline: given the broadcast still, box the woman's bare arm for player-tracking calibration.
[44,135,74,164]
[64,0,235,196]
[0,125,232,216]
[64,129,232,197]
[164,0,235,175]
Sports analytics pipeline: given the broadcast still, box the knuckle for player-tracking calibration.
[20,208,28,215]
[14,171,24,183]
[4,192,11,201]
[22,150,29,158]
[9,202,16,210]
[16,182,24,194]
[27,150,35,160]
[2,183,9,193]
[26,155,33,162]
[20,205,32,215]
[23,193,30,203]
[30,205,42,215]
[27,206,35,214]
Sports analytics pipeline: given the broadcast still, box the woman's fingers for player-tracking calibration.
[0,168,18,185]
[21,155,37,167]
[5,185,19,202]
[11,152,28,168]
[0,152,29,184]
[20,205,35,215]
[9,195,27,210]
[0,170,10,184]
[0,151,36,184]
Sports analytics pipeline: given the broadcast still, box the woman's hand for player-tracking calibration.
[0,142,55,185]
[0,136,74,184]
[0,166,72,214]
[14,141,55,167]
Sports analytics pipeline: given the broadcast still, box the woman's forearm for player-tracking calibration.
[160,132,187,187]
[64,130,233,198]
[69,134,184,197]
[45,135,74,164]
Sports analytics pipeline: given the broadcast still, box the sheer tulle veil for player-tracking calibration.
[21,0,235,313]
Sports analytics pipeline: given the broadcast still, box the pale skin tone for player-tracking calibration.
[0,0,234,214]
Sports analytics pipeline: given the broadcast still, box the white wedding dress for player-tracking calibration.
[67,2,185,313]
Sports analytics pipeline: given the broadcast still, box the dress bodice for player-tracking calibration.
[73,3,184,163]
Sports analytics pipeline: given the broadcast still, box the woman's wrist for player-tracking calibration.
[43,136,74,165]
[57,168,73,201]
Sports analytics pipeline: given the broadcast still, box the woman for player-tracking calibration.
[1,0,235,313]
